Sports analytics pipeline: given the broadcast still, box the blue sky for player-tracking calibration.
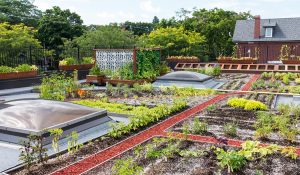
[33,0,300,25]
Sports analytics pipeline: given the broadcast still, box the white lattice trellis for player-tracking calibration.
[95,49,134,71]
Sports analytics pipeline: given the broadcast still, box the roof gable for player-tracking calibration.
[233,17,300,42]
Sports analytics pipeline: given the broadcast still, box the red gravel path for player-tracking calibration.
[51,74,266,175]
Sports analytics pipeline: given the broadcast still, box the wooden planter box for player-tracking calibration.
[282,60,300,64]
[86,75,105,85]
[104,79,149,86]
[59,64,94,71]
[167,58,199,63]
[0,71,37,80]
[218,59,257,64]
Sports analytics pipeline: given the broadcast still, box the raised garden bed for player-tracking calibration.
[282,60,300,64]
[86,75,105,85]
[0,70,37,80]
[58,64,94,71]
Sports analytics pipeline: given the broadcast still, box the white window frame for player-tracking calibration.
[265,28,273,37]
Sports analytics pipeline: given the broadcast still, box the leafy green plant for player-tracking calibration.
[182,122,190,140]
[112,157,143,175]
[215,148,246,173]
[40,72,79,101]
[206,104,217,111]
[67,131,81,155]
[89,65,105,76]
[281,146,298,159]
[59,57,77,65]
[0,65,15,73]
[192,117,208,134]
[159,61,171,75]
[19,140,36,173]
[81,57,95,64]
[224,122,237,137]
[49,128,63,156]
[282,74,290,85]
[15,64,33,72]
[254,112,273,139]
[277,103,291,115]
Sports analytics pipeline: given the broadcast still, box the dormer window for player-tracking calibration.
[265,27,273,37]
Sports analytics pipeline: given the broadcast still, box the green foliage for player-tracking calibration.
[0,65,16,73]
[215,148,246,173]
[112,157,143,175]
[74,25,136,49]
[227,98,267,111]
[204,66,221,76]
[282,74,290,85]
[0,22,41,51]
[75,99,187,138]
[67,131,82,155]
[224,123,237,137]
[37,6,84,49]
[206,104,217,111]
[81,57,95,64]
[138,26,205,58]
[40,73,78,101]
[192,117,208,134]
[48,128,63,155]
[281,146,298,160]
[0,64,37,73]
[254,112,273,139]
[182,122,190,140]
[19,134,48,173]
[277,103,291,115]
[119,62,134,80]
[136,50,161,79]
[122,21,154,36]
[182,8,252,58]
[89,65,105,76]
[0,0,42,27]
[160,86,216,97]
[295,78,300,84]
[159,61,171,75]
[14,64,33,72]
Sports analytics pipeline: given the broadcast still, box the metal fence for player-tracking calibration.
[0,46,95,72]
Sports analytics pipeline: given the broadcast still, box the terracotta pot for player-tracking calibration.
[105,79,149,86]
[86,75,105,85]
[59,64,94,71]
[0,71,37,80]
[166,58,199,63]
[282,60,300,64]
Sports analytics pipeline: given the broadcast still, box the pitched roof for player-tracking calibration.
[233,17,300,42]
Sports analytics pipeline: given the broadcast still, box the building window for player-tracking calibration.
[265,28,273,37]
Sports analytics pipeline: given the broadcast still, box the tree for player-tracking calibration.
[138,26,205,58]
[152,16,159,25]
[182,8,252,59]
[0,0,42,27]
[0,22,40,50]
[122,21,154,36]
[73,25,136,48]
[37,6,84,49]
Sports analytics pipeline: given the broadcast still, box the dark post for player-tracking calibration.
[77,46,80,62]
[133,46,137,79]
[29,46,33,64]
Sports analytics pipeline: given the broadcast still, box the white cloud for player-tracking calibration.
[139,0,160,13]
[33,1,51,11]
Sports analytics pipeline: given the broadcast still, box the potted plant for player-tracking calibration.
[86,65,106,85]
[0,64,38,80]
[217,56,257,64]
[59,57,95,71]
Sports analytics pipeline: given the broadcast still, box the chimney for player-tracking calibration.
[254,15,261,39]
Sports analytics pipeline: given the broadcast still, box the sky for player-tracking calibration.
[33,0,300,25]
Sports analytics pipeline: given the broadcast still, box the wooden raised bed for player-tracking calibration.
[86,75,105,85]
[218,59,257,64]
[282,60,300,64]
[167,58,199,63]
[0,71,37,80]
[104,79,149,86]
[59,64,94,71]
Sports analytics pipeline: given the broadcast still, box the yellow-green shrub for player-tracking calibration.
[244,100,268,111]
[295,78,300,84]
[227,98,248,108]
[227,98,267,111]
